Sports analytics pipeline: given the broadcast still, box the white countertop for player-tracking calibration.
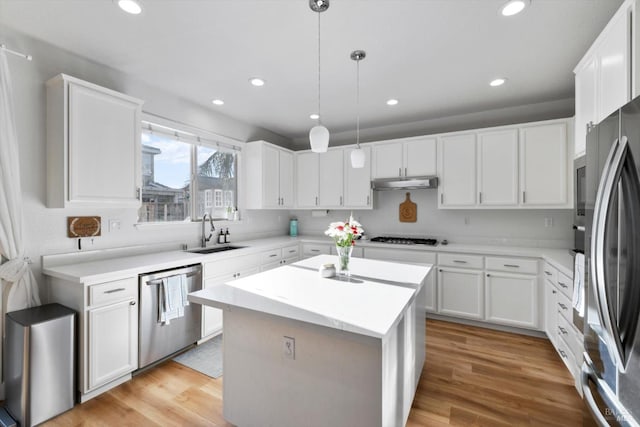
[188,255,432,339]
[42,234,575,285]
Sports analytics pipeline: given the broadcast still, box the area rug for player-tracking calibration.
[173,334,223,378]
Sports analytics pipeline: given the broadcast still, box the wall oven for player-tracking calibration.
[574,154,586,253]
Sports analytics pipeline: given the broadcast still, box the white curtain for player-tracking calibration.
[0,49,41,316]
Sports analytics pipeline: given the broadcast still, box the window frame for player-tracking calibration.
[138,115,242,224]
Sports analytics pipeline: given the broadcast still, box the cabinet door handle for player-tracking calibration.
[453,260,467,264]
[559,350,567,358]
[439,269,443,272]
[404,167,407,176]
[479,192,482,204]
[503,264,520,268]
[366,195,370,205]
[486,274,491,277]
[544,271,552,276]
[558,281,568,288]
[130,301,136,306]
[104,288,126,294]
[522,191,526,204]
[269,254,278,257]
[315,196,318,206]
[399,167,402,177]
[311,249,320,252]
[552,290,557,294]
[558,303,568,310]
[340,196,343,206]
[237,272,241,277]
[440,193,444,204]
[558,326,568,335]
[136,187,141,200]
[288,249,296,253]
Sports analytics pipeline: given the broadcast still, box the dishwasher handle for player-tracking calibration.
[139,264,202,284]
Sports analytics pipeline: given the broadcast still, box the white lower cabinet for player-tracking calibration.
[437,267,484,320]
[260,244,300,271]
[202,254,261,338]
[485,272,537,328]
[49,275,139,401]
[301,242,332,259]
[542,261,583,393]
[88,297,138,390]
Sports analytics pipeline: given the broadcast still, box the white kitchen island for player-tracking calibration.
[188,254,432,427]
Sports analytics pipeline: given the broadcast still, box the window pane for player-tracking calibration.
[196,145,237,219]
[139,132,191,222]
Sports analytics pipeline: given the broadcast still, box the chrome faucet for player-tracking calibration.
[201,213,215,248]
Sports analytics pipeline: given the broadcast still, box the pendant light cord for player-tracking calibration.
[356,57,360,148]
[317,11,322,125]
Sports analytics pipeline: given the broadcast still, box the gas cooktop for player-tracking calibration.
[370,236,438,246]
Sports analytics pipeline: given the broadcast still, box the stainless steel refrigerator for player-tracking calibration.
[582,100,640,426]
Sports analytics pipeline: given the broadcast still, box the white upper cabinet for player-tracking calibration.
[477,129,519,206]
[519,122,569,207]
[438,119,571,209]
[243,141,294,209]
[574,0,634,157]
[343,146,372,208]
[294,147,372,210]
[295,149,344,208]
[46,74,143,208]
[319,149,344,207]
[372,137,436,179]
[295,151,320,208]
[438,133,477,207]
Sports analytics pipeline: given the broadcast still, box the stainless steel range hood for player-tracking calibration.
[371,176,438,190]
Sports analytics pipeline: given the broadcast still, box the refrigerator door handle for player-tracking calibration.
[581,362,613,427]
[591,136,628,369]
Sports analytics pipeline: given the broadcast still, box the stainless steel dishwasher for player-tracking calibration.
[138,264,202,370]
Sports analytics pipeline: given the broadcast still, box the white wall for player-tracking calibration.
[292,190,573,248]
[0,28,291,289]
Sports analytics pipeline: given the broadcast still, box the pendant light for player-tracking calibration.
[309,0,330,153]
[350,50,366,168]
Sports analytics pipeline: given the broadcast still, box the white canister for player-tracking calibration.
[319,263,336,278]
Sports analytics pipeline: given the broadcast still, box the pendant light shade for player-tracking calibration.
[309,0,330,153]
[310,125,330,153]
[350,146,366,168]
[350,50,366,168]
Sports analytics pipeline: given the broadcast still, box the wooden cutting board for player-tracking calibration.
[399,192,417,222]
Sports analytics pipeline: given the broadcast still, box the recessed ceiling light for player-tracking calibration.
[501,0,529,17]
[117,0,142,15]
[249,77,265,87]
[490,78,507,87]
[310,113,320,120]
[212,99,224,106]
[386,99,399,106]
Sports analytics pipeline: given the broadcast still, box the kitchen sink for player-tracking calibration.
[187,245,245,254]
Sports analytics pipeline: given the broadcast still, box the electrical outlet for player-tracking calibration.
[283,336,295,360]
[109,219,121,232]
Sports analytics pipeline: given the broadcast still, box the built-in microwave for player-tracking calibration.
[573,155,586,253]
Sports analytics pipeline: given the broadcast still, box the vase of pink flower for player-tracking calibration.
[324,214,364,276]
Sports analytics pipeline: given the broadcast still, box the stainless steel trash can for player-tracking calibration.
[5,303,76,427]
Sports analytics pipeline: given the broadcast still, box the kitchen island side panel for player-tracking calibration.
[222,306,389,427]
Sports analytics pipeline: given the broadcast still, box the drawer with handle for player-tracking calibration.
[282,245,299,259]
[261,249,282,263]
[438,253,483,269]
[557,271,573,299]
[485,256,538,275]
[557,290,572,321]
[302,243,331,258]
[542,262,558,286]
[89,277,137,306]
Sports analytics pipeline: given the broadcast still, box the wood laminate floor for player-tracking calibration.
[43,319,592,426]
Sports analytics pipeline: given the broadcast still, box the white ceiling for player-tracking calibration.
[0,0,623,146]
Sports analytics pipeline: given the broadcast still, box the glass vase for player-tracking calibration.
[336,245,353,276]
